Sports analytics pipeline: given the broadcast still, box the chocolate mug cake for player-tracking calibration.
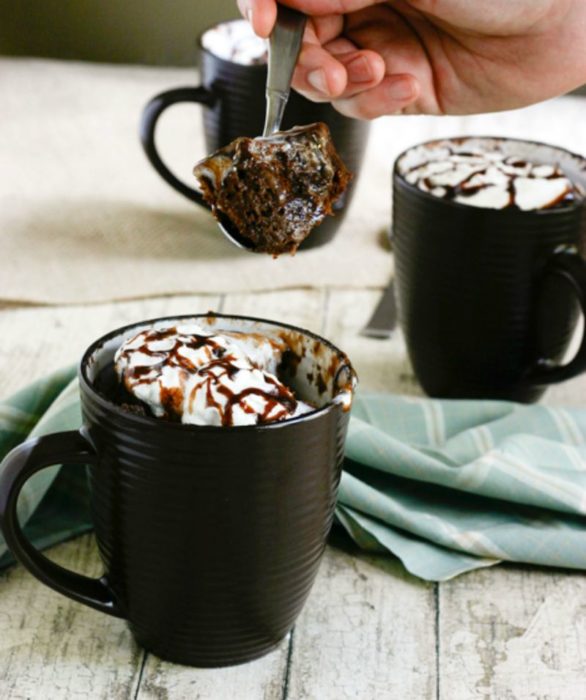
[0,314,357,667]
[392,136,586,402]
[200,18,268,65]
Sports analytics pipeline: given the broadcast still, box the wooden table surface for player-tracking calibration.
[1,288,586,700]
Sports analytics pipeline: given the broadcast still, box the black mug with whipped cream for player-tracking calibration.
[140,19,369,250]
[0,314,356,666]
[393,136,586,402]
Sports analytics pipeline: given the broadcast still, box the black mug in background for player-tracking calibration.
[140,21,370,250]
[0,314,356,667]
[392,137,586,403]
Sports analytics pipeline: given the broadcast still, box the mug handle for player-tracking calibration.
[0,431,124,618]
[140,86,217,206]
[525,247,586,386]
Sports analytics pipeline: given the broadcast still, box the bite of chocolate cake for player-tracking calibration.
[193,122,352,255]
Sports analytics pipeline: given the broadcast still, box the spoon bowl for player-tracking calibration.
[217,211,255,250]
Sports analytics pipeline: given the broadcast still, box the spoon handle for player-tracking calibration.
[262,5,307,137]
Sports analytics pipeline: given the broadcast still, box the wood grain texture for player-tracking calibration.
[137,639,289,700]
[439,566,586,700]
[545,373,586,408]
[221,288,328,336]
[323,289,420,395]
[288,544,437,700]
[0,534,141,700]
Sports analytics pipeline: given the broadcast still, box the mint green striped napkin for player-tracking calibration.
[0,366,90,568]
[1,369,586,581]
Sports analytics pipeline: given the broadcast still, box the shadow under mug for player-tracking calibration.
[392,137,586,403]
[0,314,356,667]
[140,30,370,251]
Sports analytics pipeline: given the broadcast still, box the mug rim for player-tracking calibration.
[198,19,268,71]
[79,312,357,432]
[393,135,586,216]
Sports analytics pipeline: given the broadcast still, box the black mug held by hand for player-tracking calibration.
[140,20,369,250]
[393,137,586,402]
[0,314,356,667]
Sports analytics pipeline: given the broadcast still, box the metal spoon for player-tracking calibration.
[217,4,307,250]
[262,5,307,137]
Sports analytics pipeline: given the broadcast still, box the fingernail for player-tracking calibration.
[346,55,373,84]
[307,69,328,94]
[387,77,416,101]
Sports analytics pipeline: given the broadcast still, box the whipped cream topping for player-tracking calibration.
[398,140,581,211]
[201,20,268,65]
[114,324,313,427]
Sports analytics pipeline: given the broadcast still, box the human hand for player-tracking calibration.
[237,0,586,118]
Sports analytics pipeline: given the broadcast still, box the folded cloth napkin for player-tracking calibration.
[0,366,91,569]
[1,369,586,581]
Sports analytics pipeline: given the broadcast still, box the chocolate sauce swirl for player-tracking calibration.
[114,324,312,427]
[400,142,582,211]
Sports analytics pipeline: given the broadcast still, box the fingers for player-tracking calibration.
[332,74,420,118]
[327,39,386,97]
[238,0,389,37]
[292,47,386,101]
[272,0,388,15]
[238,0,418,117]
[293,42,349,99]
[237,0,277,37]
[291,22,386,101]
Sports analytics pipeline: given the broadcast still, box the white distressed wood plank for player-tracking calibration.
[287,543,437,700]
[543,316,586,406]
[226,287,423,395]
[0,294,222,396]
[137,640,290,700]
[0,535,142,700]
[323,289,421,396]
[439,566,586,700]
[545,373,586,407]
[221,288,327,336]
[285,289,435,700]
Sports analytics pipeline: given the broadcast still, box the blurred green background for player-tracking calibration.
[0,0,240,66]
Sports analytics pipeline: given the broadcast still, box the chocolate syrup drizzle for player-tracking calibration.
[406,147,579,210]
[116,326,299,426]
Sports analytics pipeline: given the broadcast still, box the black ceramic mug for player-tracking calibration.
[0,314,356,667]
[393,137,586,402]
[140,20,370,250]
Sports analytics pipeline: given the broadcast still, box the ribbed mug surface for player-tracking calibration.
[79,314,354,666]
[392,137,586,402]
